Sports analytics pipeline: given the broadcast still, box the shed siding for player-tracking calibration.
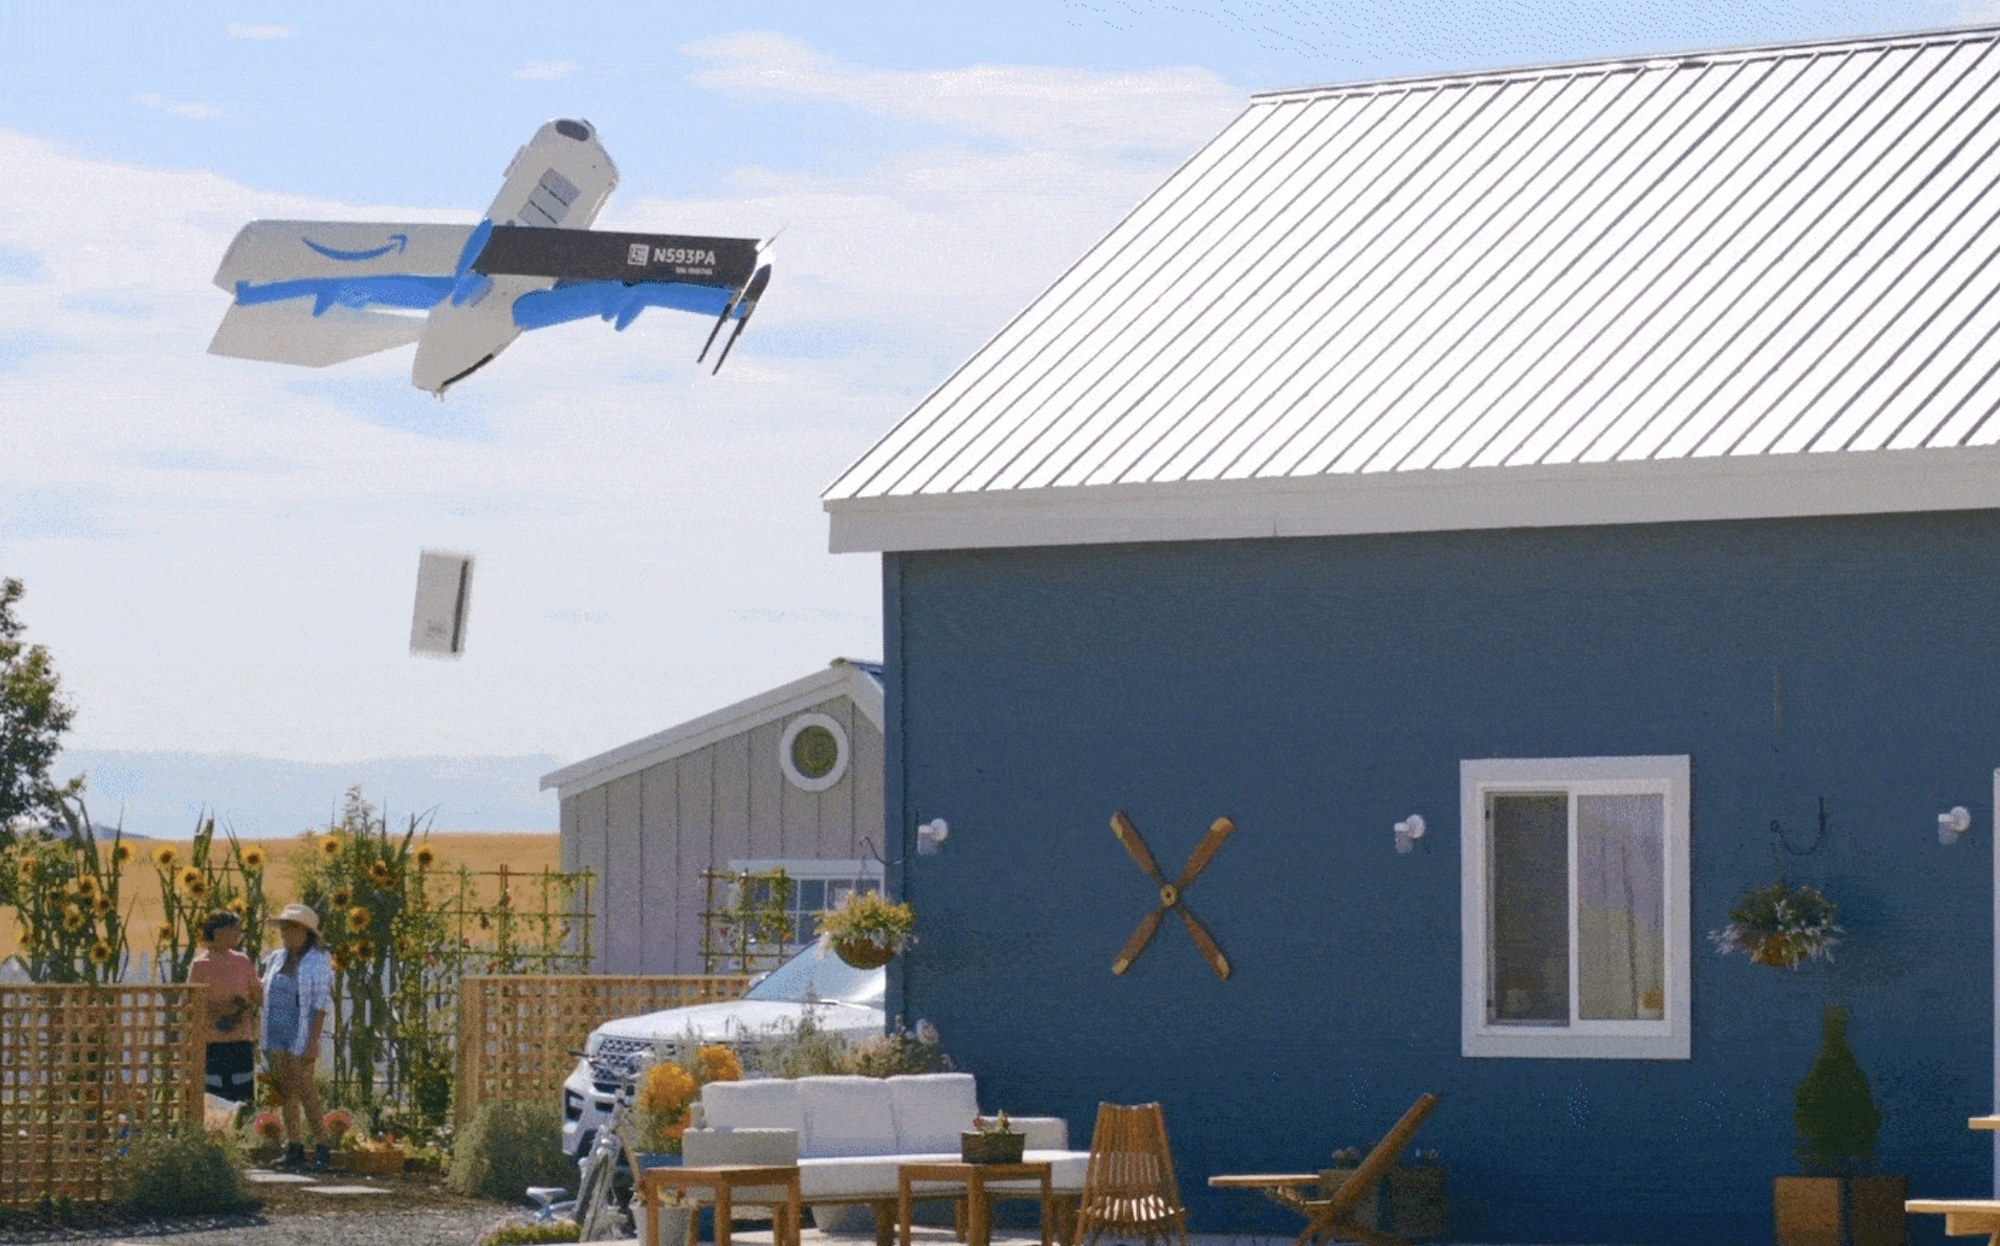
[889,511,1997,1246]
[560,692,885,974]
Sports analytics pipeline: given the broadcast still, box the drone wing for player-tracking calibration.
[209,220,475,367]
[476,226,774,368]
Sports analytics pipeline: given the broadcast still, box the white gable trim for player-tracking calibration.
[827,443,2000,553]
[541,660,884,800]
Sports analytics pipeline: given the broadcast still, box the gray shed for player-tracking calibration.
[541,658,885,974]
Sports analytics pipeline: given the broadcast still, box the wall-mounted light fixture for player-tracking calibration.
[1394,815,1427,854]
[1939,806,1972,845]
[917,818,950,855]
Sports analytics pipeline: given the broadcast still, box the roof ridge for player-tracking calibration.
[1250,20,2000,102]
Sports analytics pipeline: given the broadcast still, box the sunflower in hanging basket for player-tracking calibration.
[818,891,916,969]
[1709,880,1841,969]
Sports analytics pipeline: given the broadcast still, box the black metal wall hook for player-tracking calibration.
[1770,796,1830,861]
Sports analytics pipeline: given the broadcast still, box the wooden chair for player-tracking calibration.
[1295,1093,1441,1246]
[1072,1102,1189,1246]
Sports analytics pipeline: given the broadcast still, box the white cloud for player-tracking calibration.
[512,60,579,80]
[135,94,225,120]
[682,31,1243,153]
[0,36,1242,767]
[227,23,294,40]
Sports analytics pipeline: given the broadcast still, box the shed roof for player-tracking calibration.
[540,659,883,800]
[827,25,2000,553]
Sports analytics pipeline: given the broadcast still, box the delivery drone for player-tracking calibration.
[207,118,773,394]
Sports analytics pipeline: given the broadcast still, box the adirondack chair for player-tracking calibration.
[1072,1102,1189,1246]
[1295,1093,1442,1246]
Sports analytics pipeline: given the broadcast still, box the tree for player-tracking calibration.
[0,577,78,845]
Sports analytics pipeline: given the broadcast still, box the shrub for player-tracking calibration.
[118,1129,258,1215]
[1795,1003,1881,1176]
[478,1218,581,1245]
[451,1100,575,1203]
[848,1018,953,1077]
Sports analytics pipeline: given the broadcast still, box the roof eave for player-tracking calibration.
[541,659,885,799]
[825,444,2000,554]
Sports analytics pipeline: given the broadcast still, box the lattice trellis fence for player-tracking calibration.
[455,975,748,1128]
[0,984,207,1207]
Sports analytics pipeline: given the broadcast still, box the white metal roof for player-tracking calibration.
[540,659,883,801]
[827,25,2000,552]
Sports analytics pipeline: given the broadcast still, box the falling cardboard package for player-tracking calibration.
[410,550,473,658]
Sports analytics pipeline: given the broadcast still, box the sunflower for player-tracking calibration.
[352,939,377,962]
[183,876,209,900]
[330,888,352,909]
[346,905,372,933]
[240,846,266,869]
[330,945,352,973]
[319,836,342,859]
[88,940,113,966]
[92,894,114,916]
[414,845,436,870]
[110,842,134,866]
[15,857,36,882]
[366,860,396,888]
[178,865,202,889]
[152,845,178,869]
[73,875,98,898]
[227,898,248,916]
[155,923,174,945]
[61,905,87,932]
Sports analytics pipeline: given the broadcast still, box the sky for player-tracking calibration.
[0,0,1980,776]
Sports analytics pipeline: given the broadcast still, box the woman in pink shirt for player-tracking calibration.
[187,910,262,1112]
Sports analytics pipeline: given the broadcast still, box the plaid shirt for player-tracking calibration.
[260,945,334,1056]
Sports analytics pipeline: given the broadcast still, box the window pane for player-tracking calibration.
[1489,793,1569,1025]
[1577,794,1666,1021]
[857,879,880,895]
[797,880,826,912]
[797,912,818,942]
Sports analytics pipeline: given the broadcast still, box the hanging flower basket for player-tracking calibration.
[818,892,916,969]
[830,935,900,969]
[1709,880,1841,969]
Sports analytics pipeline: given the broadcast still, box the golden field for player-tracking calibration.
[0,831,561,963]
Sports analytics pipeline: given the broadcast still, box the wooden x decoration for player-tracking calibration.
[1109,811,1235,980]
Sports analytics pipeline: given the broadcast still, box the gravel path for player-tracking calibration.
[0,1207,513,1246]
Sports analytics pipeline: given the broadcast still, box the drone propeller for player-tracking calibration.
[1109,812,1234,980]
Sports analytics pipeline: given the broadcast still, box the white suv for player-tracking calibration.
[560,946,886,1157]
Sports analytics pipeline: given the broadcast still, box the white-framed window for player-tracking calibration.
[726,858,883,947]
[780,712,850,792]
[1461,756,1690,1060]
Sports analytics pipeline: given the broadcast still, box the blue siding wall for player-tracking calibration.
[885,510,2000,1246]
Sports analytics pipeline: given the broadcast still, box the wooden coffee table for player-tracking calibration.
[898,1160,1055,1246]
[639,1163,803,1246]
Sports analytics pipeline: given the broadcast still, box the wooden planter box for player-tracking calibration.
[1774,1175,1907,1246]
[339,1148,407,1176]
[961,1131,1025,1164]
[1317,1165,1445,1240]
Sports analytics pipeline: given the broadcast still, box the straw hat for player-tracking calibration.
[269,902,321,935]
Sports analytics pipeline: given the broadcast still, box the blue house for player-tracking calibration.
[823,24,2000,1246]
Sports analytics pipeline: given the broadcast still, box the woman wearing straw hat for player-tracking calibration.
[262,903,336,1171]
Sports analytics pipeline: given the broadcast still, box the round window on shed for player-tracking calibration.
[780,712,850,792]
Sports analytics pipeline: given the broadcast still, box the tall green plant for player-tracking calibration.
[2,799,130,983]
[1795,1003,1882,1176]
[148,813,272,980]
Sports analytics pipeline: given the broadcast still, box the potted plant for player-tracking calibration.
[1712,880,1841,969]
[637,1044,744,1167]
[818,891,915,969]
[1773,1004,1906,1246]
[962,1112,1024,1164]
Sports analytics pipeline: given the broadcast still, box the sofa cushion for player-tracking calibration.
[889,1073,980,1154]
[701,1078,806,1136]
[797,1076,898,1157]
[800,1153,957,1199]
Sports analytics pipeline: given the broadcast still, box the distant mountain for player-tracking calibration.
[52,750,560,838]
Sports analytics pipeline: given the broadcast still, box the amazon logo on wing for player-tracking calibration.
[301,233,410,262]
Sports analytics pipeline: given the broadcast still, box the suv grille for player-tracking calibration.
[588,1036,675,1094]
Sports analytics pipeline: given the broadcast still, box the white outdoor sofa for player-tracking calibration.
[681,1072,1090,1246]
